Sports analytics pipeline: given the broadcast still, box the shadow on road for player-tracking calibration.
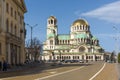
[0,62,92,78]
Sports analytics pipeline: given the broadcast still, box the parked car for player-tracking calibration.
[72,60,79,63]
[79,60,84,63]
[64,60,73,63]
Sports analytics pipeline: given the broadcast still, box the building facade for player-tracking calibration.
[43,16,104,61]
[0,0,27,65]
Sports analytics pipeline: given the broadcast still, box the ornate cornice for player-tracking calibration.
[13,0,27,13]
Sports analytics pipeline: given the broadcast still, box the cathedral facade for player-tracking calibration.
[43,16,104,61]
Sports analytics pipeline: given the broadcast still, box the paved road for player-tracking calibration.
[0,62,105,80]
[35,62,104,80]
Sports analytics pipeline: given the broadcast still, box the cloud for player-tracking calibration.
[80,1,120,24]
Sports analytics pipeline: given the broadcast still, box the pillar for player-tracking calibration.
[7,43,11,64]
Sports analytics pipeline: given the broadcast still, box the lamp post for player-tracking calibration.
[26,24,38,61]
[26,24,38,47]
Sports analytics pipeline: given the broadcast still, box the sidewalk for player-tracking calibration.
[0,62,46,73]
[0,62,64,78]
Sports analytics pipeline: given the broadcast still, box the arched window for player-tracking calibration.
[51,19,53,24]
[50,40,53,45]
[77,25,79,30]
[65,40,67,44]
[80,26,81,30]
[68,40,70,44]
[48,20,50,24]
[79,46,85,52]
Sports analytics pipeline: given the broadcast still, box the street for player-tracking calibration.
[35,62,104,80]
[0,62,118,80]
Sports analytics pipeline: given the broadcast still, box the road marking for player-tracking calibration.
[35,66,84,80]
[89,63,106,80]
[49,71,57,74]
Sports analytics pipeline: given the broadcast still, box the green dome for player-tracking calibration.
[92,36,98,40]
[75,33,88,39]
[47,33,55,38]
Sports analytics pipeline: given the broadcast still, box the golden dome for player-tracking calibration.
[72,19,89,26]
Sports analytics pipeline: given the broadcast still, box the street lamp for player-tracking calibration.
[26,24,38,47]
[26,24,38,61]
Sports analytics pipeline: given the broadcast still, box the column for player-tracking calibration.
[17,46,19,64]
[7,43,11,64]
[93,54,95,61]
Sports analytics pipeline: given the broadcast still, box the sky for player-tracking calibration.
[24,0,120,53]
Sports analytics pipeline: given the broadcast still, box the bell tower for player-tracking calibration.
[47,16,58,39]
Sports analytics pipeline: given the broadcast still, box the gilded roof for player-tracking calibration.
[72,19,89,26]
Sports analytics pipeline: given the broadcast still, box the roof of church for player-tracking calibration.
[47,33,55,38]
[58,34,70,40]
[75,33,88,39]
[92,36,98,40]
[72,19,89,26]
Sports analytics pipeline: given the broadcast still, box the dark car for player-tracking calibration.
[64,60,73,63]
[72,60,79,63]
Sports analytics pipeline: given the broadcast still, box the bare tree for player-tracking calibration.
[25,37,42,62]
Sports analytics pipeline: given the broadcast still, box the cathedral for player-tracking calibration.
[43,16,104,61]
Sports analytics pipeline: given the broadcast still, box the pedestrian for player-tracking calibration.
[0,61,2,71]
[3,60,7,71]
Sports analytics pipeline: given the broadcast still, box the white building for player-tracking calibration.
[43,16,104,61]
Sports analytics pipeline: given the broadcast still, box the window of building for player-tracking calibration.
[63,40,64,44]
[15,11,16,19]
[6,18,9,32]
[68,40,70,44]
[15,25,17,35]
[11,7,13,17]
[6,3,9,13]
[11,22,13,34]
[20,15,22,24]
[50,40,53,45]
[51,20,53,24]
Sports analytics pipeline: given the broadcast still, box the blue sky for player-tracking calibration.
[24,0,120,53]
